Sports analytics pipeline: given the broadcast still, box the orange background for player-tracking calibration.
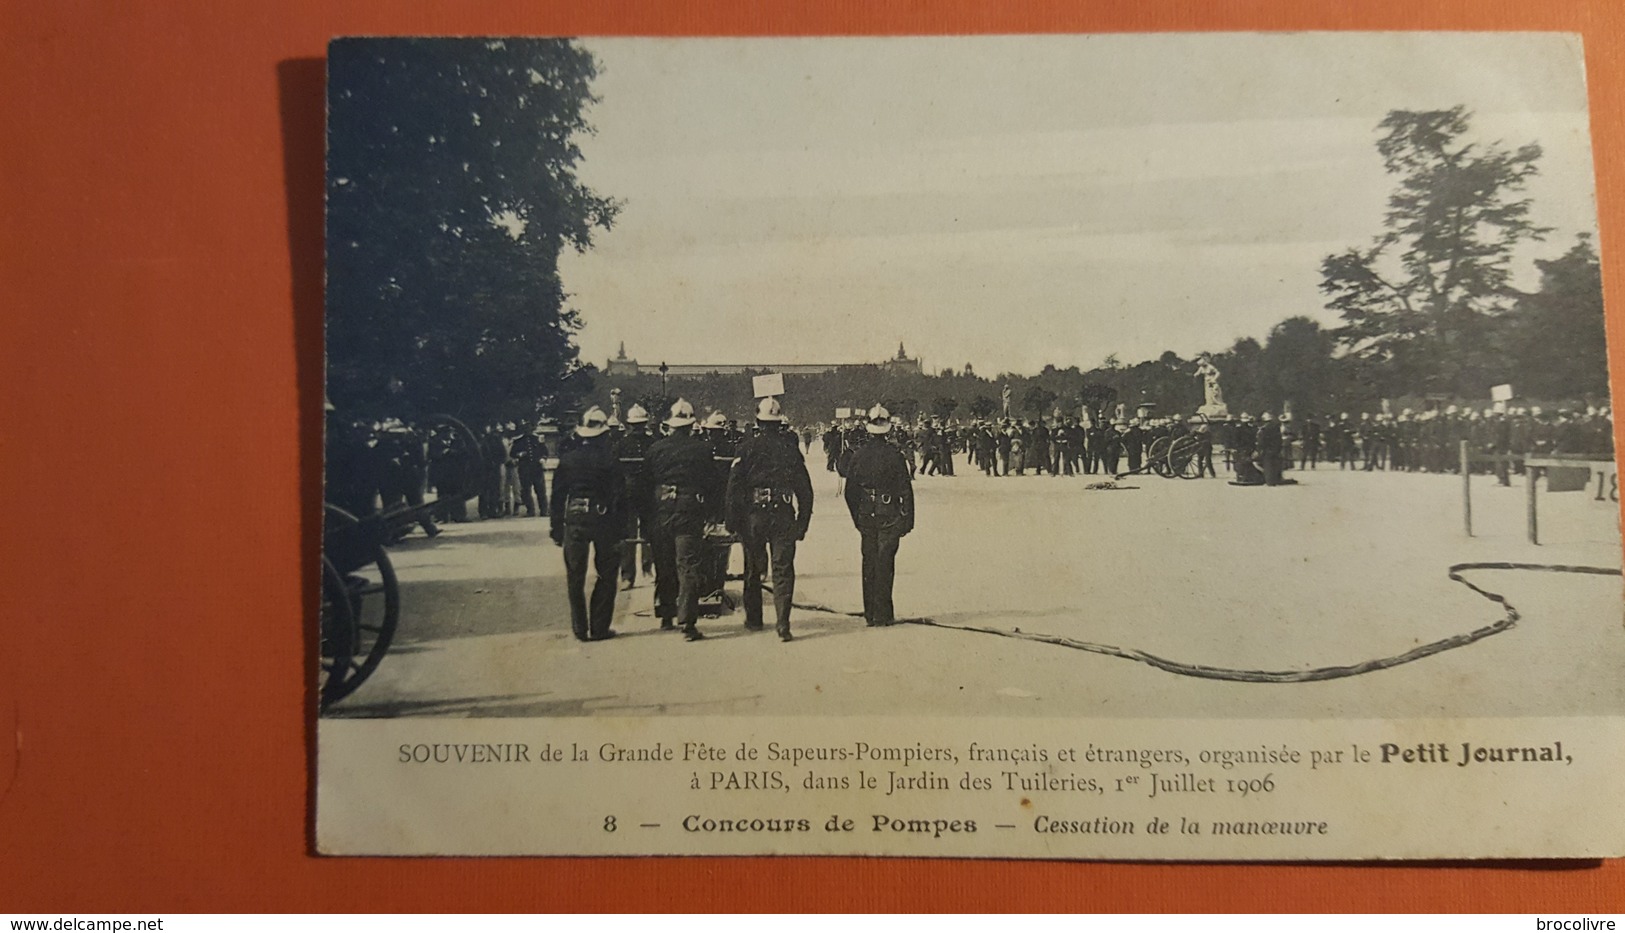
[4,0,1625,913]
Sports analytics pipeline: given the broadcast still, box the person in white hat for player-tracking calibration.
[843,405,914,626]
[645,399,718,640]
[726,396,814,641]
[613,403,656,588]
[549,407,628,641]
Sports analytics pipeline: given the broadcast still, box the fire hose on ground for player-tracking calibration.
[765,562,1621,684]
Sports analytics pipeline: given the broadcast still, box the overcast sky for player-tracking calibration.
[558,33,1599,376]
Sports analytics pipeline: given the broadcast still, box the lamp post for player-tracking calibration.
[659,361,669,399]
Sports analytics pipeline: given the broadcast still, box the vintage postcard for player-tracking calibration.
[316,33,1625,858]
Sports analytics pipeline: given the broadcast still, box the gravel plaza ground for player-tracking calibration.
[326,444,1625,720]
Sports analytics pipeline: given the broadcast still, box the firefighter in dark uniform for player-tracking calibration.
[1231,413,1264,484]
[1334,413,1357,469]
[1257,411,1285,486]
[727,397,814,641]
[823,422,841,472]
[1104,420,1127,475]
[700,410,738,600]
[510,423,549,518]
[478,425,510,518]
[614,404,657,588]
[1128,419,1150,474]
[549,407,627,642]
[1190,416,1216,477]
[645,399,717,641]
[378,419,439,540]
[1299,414,1322,470]
[327,417,382,519]
[843,405,914,627]
[1084,418,1106,474]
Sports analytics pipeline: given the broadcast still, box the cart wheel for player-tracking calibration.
[1147,436,1173,478]
[319,554,358,708]
[1169,434,1205,479]
[320,505,401,709]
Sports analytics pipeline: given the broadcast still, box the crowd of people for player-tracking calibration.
[822,413,1209,478]
[326,395,1614,643]
[816,404,1616,488]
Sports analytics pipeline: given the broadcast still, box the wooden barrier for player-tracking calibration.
[1460,441,1617,544]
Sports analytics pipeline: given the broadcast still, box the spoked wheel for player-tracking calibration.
[320,504,400,710]
[1147,436,1174,478]
[1169,433,1205,479]
[319,554,358,704]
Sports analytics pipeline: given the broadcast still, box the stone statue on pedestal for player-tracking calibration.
[1195,353,1229,419]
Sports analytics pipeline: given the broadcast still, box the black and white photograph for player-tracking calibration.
[317,33,1624,858]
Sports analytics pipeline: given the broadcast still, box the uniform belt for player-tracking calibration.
[752,487,793,507]
[656,484,704,504]
[564,495,610,521]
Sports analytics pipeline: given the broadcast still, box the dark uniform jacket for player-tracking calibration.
[1232,423,1258,458]
[614,428,656,502]
[549,436,627,540]
[645,429,719,535]
[1256,421,1283,459]
[844,436,914,536]
[727,428,814,538]
[510,432,547,467]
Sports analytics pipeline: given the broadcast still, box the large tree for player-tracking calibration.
[1320,107,1547,397]
[1254,316,1347,414]
[325,38,618,423]
[1501,234,1608,401]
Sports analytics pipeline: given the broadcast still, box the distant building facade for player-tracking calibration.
[605,341,923,378]
[882,342,923,376]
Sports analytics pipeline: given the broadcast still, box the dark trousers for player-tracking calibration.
[620,503,656,583]
[741,511,798,634]
[479,465,504,517]
[652,522,703,628]
[1261,451,1283,486]
[859,527,902,625]
[562,523,621,639]
[429,462,468,521]
[1299,443,1319,470]
[518,464,548,517]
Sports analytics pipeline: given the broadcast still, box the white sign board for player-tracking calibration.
[834,407,851,419]
[752,372,785,398]
[1492,383,1515,402]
